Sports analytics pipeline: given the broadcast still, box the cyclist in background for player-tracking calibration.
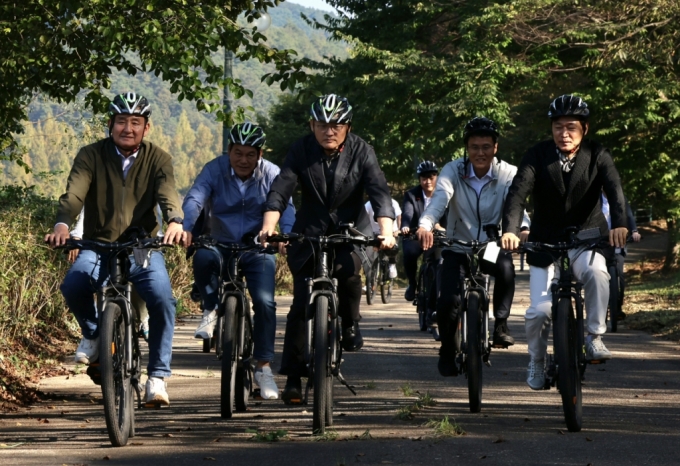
[44,92,184,406]
[417,118,529,376]
[602,193,641,321]
[502,95,628,390]
[401,161,447,301]
[182,123,295,400]
[259,94,395,402]
[365,197,401,279]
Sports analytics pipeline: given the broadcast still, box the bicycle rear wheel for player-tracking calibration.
[607,263,619,333]
[416,266,428,331]
[313,295,330,434]
[466,291,483,413]
[100,302,132,447]
[380,261,392,304]
[221,296,239,418]
[366,259,378,305]
[554,297,582,432]
[235,307,253,411]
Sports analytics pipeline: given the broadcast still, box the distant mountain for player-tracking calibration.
[6,2,346,196]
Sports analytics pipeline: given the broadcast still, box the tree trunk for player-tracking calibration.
[663,217,680,271]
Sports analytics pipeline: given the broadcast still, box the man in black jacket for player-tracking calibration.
[260,94,396,402]
[502,95,628,390]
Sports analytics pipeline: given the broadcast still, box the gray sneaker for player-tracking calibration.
[526,358,545,390]
[586,335,612,360]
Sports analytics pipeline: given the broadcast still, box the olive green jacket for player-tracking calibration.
[55,138,183,242]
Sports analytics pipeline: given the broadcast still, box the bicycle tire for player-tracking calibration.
[235,309,253,411]
[607,263,619,333]
[554,297,582,432]
[466,291,483,413]
[215,315,224,359]
[380,261,392,304]
[220,296,239,419]
[128,385,135,438]
[202,337,212,353]
[366,259,378,305]
[100,302,132,447]
[416,265,429,331]
[313,295,330,434]
[326,317,339,427]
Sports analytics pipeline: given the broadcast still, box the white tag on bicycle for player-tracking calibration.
[133,248,151,269]
[482,242,500,264]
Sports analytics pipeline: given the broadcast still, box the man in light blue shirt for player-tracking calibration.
[182,123,295,400]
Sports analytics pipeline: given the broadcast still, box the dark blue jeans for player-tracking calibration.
[60,250,176,378]
[193,248,277,362]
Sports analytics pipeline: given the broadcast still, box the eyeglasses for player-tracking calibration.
[313,122,348,134]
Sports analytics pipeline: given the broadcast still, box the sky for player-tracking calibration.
[286,0,335,12]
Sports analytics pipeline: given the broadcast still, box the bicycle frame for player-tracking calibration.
[461,257,492,363]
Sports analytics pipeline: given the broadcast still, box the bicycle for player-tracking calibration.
[406,230,445,332]
[267,223,381,434]
[57,233,167,447]
[520,227,613,432]
[430,225,502,413]
[189,236,275,419]
[365,246,397,305]
[605,236,638,333]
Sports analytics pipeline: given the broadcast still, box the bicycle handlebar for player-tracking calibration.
[55,237,168,253]
[519,235,612,254]
[191,236,277,255]
[266,232,383,248]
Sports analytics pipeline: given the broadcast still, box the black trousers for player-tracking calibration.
[437,249,515,346]
[279,246,362,377]
[402,239,423,288]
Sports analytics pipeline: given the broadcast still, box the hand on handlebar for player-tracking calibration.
[377,233,396,250]
[416,227,434,250]
[401,226,410,235]
[632,231,642,242]
[501,232,520,250]
[610,227,628,248]
[163,222,185,246]
[44,224,70,248]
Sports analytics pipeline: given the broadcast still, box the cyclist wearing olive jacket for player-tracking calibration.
[259,94,396,402]
[44,92,185,406]
[501,95,628,390]
[416,117,530,377]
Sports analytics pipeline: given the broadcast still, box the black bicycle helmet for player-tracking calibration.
[463,117,499,144]
[228,122,266,149]
[310,94,353,124]
[416,161,438,176]
[548,94,589,120]
[109,92,152,119]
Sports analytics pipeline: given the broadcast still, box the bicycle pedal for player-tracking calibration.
[492,344,509,349]
[143,402,166,409]
[283,398,304,405]
[253,388,263,401]
[587,359,606,365]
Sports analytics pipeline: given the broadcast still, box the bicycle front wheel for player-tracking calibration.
[313,295,330,434]
[466,291,483,413]
[554,297,582,432]
[100,302,132,447]
[416,266,428,331]
[235,308,253,412]
[380,261,392,304]
[366,260,378,305]
[221,296,239,419]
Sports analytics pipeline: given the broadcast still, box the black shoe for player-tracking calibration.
[190,282,201,303]
[342,321,364,352]
[437,346,458,377]
[493,319,515,347]
[404,286,415,302]
[281,376,302,404]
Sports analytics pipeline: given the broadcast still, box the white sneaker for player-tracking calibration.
[526,358,545,390]
[254,366,279,400]
[74,336,99,364]
[389,264,398,279]
[139,317,150,342]
[586,335,612,360]
[145,377,170,406]
[194,309,218,339]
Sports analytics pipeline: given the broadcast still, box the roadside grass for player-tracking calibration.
[395,391,437,420]
[313,429,339,441]
[425,416,466,438]
[623,258,680,341]
[246,428,289,442]
[400,383,415,396]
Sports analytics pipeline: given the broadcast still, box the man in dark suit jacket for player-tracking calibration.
[260,94,396,402]
[502,95,628,390]
[400,161,447,302]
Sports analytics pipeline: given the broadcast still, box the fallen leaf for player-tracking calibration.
[557,430,565,435]
[524,418,530,422]
[634,395,639,398]
[480,456,487,459]
[164,433,174,437]
[378,328,384,331]
[492,437,504,443]
[204,457,216,461]
[84,419,90,423]
[213,438,222,442]
[47,406,55,409]
[103,456,110,461]
[388,324,393,327]
[281,420,288,423]
[409,436,422,441]
[586,437,593,442]
[130,442,144,446]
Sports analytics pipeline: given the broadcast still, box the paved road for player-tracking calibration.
[1,249,679,465]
